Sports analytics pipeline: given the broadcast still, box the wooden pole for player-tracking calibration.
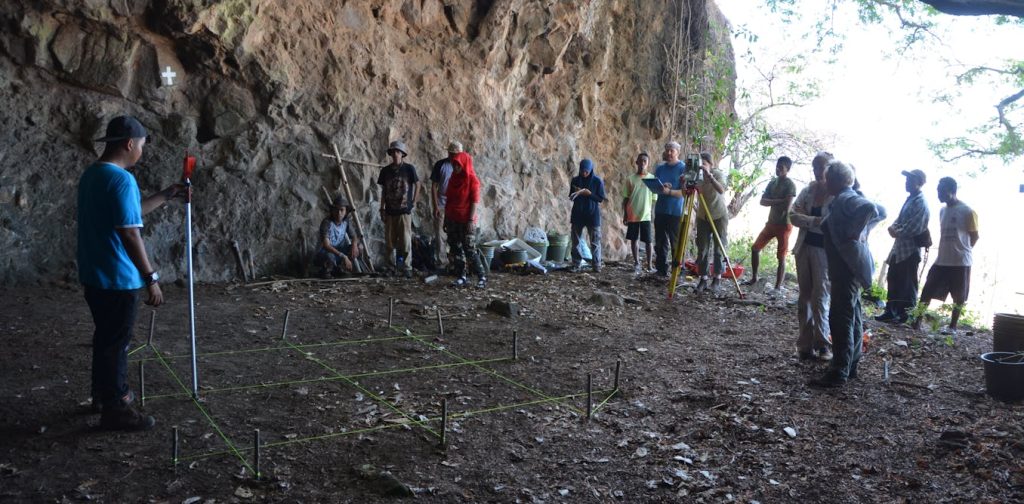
[324,143,376,273]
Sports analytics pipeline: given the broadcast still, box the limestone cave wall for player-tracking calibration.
[0,0,734,283]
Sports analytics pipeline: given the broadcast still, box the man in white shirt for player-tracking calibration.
[913,177,979,332]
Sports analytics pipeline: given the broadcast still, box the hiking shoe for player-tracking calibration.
[808,372,847,388]
[593,264,601,273]
[100,405,155,431]
[476,277,487,289]
[451,277,467,287]
[740,278,757,286]
[633,264,643,278]
[816,348,834,361]
[693,277,709,294]
[797,350,814,361]
[874,312,897,323]
[403,269,413,279]
[709,277,721,292]
[569,264,582,273]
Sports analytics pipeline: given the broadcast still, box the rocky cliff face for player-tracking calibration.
[0,0,733,283]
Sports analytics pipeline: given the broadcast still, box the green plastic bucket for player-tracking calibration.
[526,241,548,262]
[547,232,569,262]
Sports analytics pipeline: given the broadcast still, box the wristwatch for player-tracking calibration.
[144,271,160,286]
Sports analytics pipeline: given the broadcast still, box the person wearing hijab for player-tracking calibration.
[444,151,487,288]
[569,158,606,273]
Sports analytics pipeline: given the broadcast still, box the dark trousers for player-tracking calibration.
[84,286,139,408]
[653,213,682,276]
[885,252,920,317]
[828,261,863,380]
[446,221,484,279]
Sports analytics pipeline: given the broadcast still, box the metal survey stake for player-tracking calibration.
[388,297,394,327]
[172,427,179,467]
[147,310,156,346]
[441,398,448,448]
[139,361,145,407]
[182,152,199,399]
[513,330,518,360]
[281,309,290,340]
[254,429,261,480]
[436,308,444,337]
[614,360,621,391]
[884,360,890,384]
[586,373,593,420]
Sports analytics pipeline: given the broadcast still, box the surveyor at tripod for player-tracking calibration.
[791,152,835,361]
[444,151,487,288]
[743,156,797,293]
[876,169,930,324]
[430,141,463,268]
[78,116,184,431]
[314,195,360,277]
[377,140,420,278]
[569,158,606,273]
[693,152,729,293]
[652,142,687,278]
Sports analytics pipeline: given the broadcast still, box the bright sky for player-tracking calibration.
[717,0,1024,321]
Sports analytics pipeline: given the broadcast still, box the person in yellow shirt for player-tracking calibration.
[621,152,657,276]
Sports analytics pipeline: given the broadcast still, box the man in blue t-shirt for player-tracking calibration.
[652,141,686,277]
[78,116,183,431]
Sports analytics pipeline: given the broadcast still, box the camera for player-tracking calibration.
[683,153,703,188]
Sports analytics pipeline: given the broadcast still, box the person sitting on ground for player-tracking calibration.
[693,152,729,293]
[314,196,360,277]
[622,151,657,276]
[569,158,606,273]
[810,161,887,388]
[876,169,930,324]
[378,140,420,278]
[444,151,487,288]
[743,156,797,292]
[431,142,462,268]
[791,152,835,361]
[913,176,979,333]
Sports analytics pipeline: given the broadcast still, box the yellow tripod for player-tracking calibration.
[667,188,745,299]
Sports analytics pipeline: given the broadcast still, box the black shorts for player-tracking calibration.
[626,221,652,243]
[920,265,971,304]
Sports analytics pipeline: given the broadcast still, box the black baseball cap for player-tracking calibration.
[95,116,149,143]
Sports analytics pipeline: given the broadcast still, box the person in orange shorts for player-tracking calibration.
[743,156,797,292]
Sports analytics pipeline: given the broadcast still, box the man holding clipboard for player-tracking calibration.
[650,142,687,277]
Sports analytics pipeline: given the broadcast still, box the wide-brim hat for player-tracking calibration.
[329,195,354,212]
[387,140,408,157]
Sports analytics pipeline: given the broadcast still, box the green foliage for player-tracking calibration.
[760,0,1024,164]
[863,282,888,303]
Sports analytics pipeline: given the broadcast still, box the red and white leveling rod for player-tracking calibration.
[182,152,199,399]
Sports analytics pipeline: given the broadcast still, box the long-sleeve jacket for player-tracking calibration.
[823,187,887,290]
[570,173,606,226]
[887,191,929,263]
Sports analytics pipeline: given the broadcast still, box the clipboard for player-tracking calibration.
[642,177,666,193]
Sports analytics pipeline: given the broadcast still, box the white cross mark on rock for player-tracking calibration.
[161,66,177,86]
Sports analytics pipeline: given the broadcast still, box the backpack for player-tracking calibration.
[914,229,932,249]
[411,235,437,271]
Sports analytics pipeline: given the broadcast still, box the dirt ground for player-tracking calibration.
[1,265,1022,503]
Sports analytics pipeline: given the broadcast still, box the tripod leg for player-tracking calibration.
[668,191,697,298]
[696,193,744,299]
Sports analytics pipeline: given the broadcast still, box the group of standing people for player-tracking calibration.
[783,153,980,387]
[315,140,487,287]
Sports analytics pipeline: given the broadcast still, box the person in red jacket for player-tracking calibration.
[444,151,487,288]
